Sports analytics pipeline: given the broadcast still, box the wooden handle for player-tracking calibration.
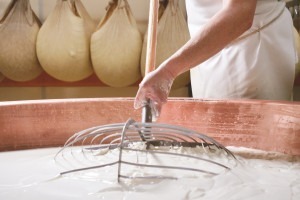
[145,0,159,75]
[142,0,160,123]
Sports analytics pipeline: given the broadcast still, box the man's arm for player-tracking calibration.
[158,0,257,78]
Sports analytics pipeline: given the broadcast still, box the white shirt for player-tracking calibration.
[186,0,296,100]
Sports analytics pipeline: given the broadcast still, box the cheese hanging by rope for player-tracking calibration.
[91,0,142,87]
[0,0,42,82]
[141,0,190,89]
[36,0,96,82]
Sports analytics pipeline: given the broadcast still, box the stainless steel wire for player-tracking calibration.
[55,118,236,182]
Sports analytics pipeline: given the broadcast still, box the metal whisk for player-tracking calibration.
[55,118,236,182]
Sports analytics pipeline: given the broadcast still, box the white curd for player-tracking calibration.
[0,145,299,200]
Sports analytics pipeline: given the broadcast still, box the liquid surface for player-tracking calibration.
[0,146,299,200]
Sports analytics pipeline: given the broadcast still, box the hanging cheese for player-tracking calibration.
[91,0,142,87]
[294,27,300,76]
[36,0,96,82]
[0,0,42,82]
[141,0,190,89]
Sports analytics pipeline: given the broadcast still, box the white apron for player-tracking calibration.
[186,0,297,100]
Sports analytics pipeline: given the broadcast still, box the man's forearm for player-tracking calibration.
[158,0,257,78]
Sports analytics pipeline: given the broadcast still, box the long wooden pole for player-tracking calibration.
[142,0,160,123]
[144,0,159,74]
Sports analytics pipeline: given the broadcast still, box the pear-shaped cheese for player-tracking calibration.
[141,0,190,89]
[0,0,42,82]
[36,0,95,82]
[91,0,142,87]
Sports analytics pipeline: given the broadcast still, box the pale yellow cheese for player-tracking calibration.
[0,0,42,82]
[36,0,95,82]
[91,0,142,87]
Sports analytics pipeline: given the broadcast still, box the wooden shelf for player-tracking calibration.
[0,72,141,87]
[0,71,299,87]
